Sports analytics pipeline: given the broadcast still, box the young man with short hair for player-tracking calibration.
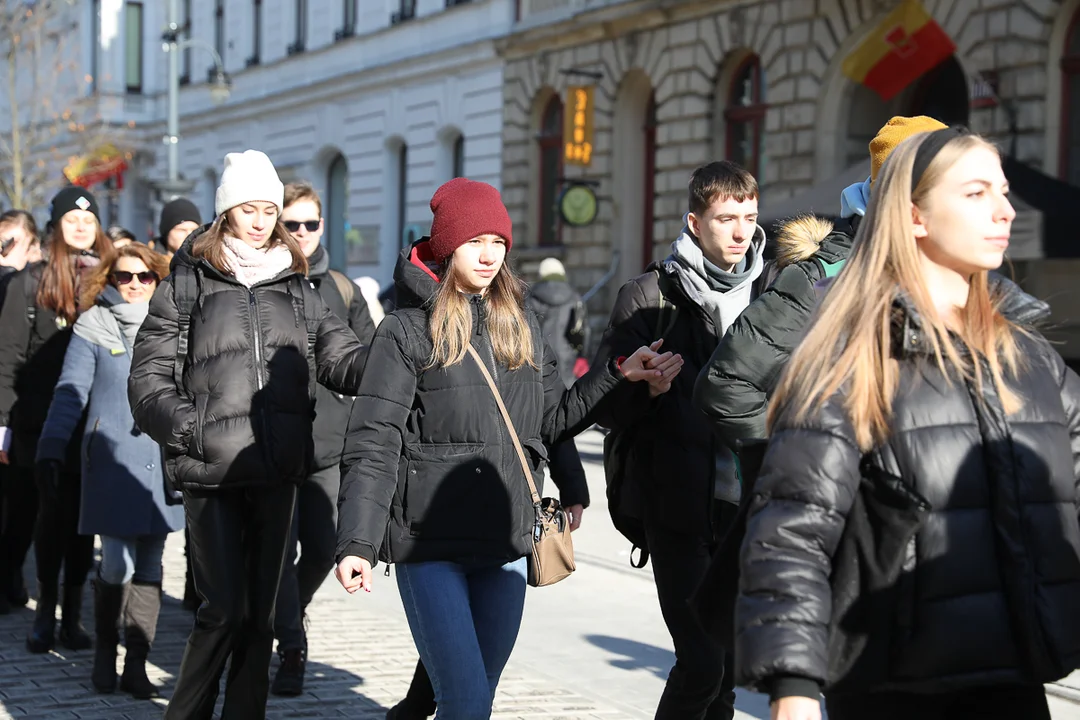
[271,182,375,696]
[594,161,765,720]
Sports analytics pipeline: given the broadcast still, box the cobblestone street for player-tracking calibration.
[1,432,1079,719]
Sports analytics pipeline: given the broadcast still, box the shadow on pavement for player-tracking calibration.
[584,633,672,679]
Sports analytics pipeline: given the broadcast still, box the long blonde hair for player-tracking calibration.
[427,255,536,371]
[767,132,1025,451]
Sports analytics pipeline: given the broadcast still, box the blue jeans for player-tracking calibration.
[98,534,168,585]
[396,556,528,719]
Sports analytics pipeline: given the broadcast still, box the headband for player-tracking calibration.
[911,126,971,192]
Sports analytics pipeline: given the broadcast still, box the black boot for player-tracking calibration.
[91,579,125,693]
[119,581,161,699]
[271,647,306,697]
[386,660,437,719]
[58,582,92,651]
[26,580,58,653]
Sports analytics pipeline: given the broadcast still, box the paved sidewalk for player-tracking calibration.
[0,531,635,719]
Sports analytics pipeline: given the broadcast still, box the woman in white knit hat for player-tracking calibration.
[127,149,370,719]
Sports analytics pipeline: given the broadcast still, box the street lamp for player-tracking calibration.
[152,0,230,201]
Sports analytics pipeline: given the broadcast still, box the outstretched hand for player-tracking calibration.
[619,339,684,396]
[335,556,373,595]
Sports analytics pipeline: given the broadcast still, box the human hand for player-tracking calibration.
[335,556,373,594]
[0,450,8,465]
[620,340,683,387]
[564,504,585,532]
[770,696,822,720]
[35,459,63,501]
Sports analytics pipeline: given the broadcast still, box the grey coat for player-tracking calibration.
[38,287,184,537]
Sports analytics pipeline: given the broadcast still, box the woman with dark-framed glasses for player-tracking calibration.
[38,242,183,699]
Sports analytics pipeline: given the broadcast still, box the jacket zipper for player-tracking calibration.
[249,289,265,390]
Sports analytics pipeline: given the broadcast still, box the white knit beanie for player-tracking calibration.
[214,150,285,216]
[538,257,566,279]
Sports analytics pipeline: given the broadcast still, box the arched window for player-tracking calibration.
[326,153,348,270]
[453,135,465,178]
[1062,10,1080,184]
[642,93,657,270]
[537,96,563,246]
[725,55,766,176]
[397,144,409,249]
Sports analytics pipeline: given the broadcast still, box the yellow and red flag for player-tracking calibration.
[841,0,956,101]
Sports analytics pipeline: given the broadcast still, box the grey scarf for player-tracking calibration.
[73,287,149,353]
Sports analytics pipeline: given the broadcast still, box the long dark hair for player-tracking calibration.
[191,213,307,276]
[36,219,113,324]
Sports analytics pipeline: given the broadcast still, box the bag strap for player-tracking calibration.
[654,270,680,339]
[294,275,322,396]
[328,269,355,308]
[171,265,198,390]
[465,344,541,506]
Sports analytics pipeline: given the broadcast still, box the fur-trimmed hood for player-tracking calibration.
[774,215,838,269]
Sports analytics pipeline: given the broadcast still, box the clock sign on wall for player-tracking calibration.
[559,183,598,227]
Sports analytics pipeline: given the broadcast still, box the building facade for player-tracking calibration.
[498,0,1080,354]
[16,0,515,286]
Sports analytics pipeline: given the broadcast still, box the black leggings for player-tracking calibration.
[826,684,1051,720]
[33,468,93,591]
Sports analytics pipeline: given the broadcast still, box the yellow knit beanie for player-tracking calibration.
[869,116,948,183]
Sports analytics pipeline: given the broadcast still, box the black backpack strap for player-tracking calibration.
[653,269,680,340]
[294,275,322,396]
[171,265,198,390]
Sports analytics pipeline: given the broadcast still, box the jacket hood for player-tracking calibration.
[528,278,576,307]
[393,239,441,309]
[774,216,858,269]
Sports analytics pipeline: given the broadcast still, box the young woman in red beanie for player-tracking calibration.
[335,177,683,719]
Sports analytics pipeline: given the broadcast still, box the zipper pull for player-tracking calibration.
[384,565,391,577]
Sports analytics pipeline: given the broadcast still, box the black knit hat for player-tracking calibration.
[50,186,100,227]
[158,198,203,239]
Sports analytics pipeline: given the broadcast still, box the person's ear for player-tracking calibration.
[911,203,928,240]
[687,212,701,238]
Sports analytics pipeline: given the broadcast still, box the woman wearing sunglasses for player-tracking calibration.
[37,243,182,698]
[0,187,112,644]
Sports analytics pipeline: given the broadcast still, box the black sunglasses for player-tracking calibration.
[283,220,320,233]
[112,270,158,286]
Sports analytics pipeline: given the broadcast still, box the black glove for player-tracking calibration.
[34,459,63,500]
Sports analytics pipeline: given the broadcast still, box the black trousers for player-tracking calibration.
[0,464,37,598]
[645,502,738,720]
[34,468,93,592]
[826,684,1051,720]
[274,465,339,651]
[164,483,297,720]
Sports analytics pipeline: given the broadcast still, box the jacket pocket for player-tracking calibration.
[193,394,206,459]
[521,437,548,475]
[83,417,101,465]
[402,443,489,540]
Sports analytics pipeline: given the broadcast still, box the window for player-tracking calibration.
[725,55,766,177]
[289,0,307,55]
[1062,11,1080,184]
[537,95,563,246]
[446,0,472,6]
[453,135,465,178]
[90,0,100,92]
[643,93,657,270]
[211,0,225,81]
[327,154,349,270]
[397,144,409,249]
[247,0,262,67]
[180,0,192,85]
[337,0,357,40]
[392,0,416,24]
[124,2,143,94]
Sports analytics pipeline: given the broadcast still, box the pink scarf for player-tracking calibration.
[220,235,294,287]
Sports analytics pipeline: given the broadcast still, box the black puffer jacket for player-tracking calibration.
[694,217,853,449]
[525,278,589,388]
[127,233,369,491]
[335,241,625,567]
[592,265,727,538]
[736,279,1080,696]
[307,246,375,470]
[0,263,85,469]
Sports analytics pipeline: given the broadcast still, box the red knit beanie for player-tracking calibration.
[428,178,513,261]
